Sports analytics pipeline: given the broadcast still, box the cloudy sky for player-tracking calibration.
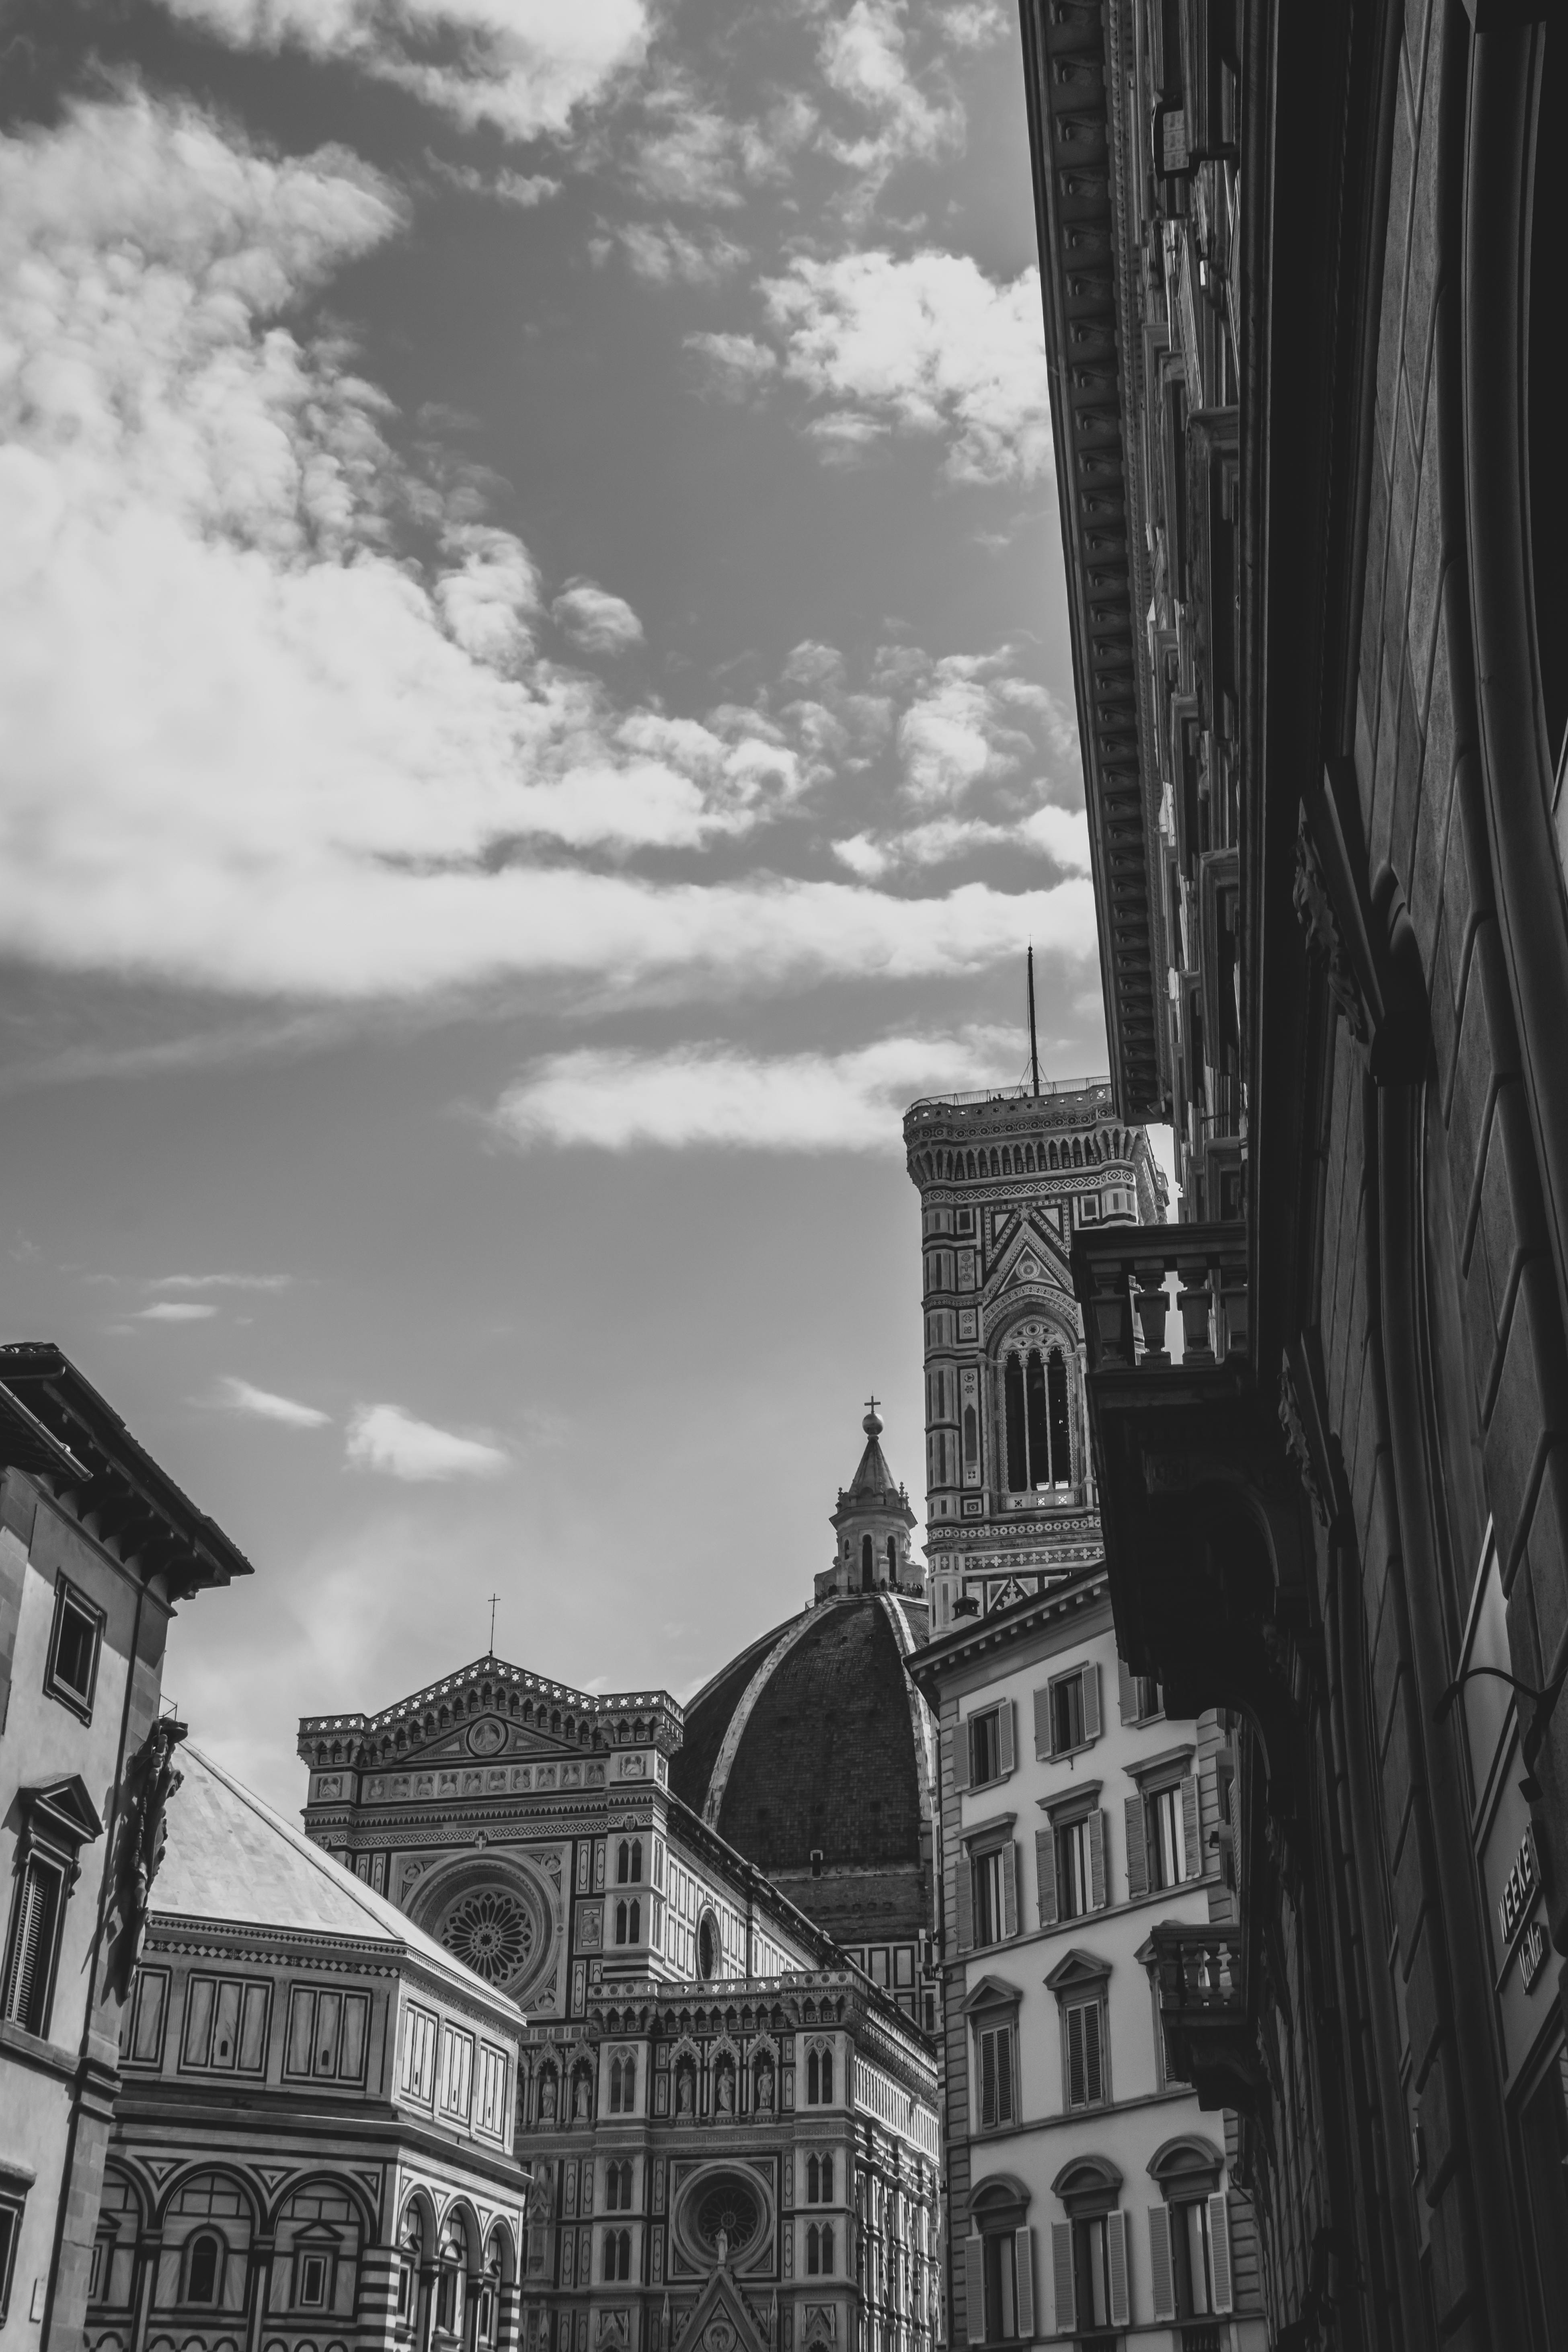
[0,0,1133,1810]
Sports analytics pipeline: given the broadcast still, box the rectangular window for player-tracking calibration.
[439,2025,475,2120]
[970,1710,999,1787]
[1049,1675,1082,1755]
[125,1966,170,2067]
[0,2192,23,2326]
[971,1850,1004,1947]
[298,2253,329,2309]
[181,1975,270,2073]
[476,2042,509,2138]
[1055,1819,1089,1921]
[45,1576,104,1720]
[285,1985,369,2084]
[1074,2218,1112,2329]
[1063,1998,1106,2110]
[977,2024,1015,2130]
[2,1853,65,2036]
[1172,2198,1214,2317]
[1149,1786,1184,1890]
[401,2004,438,2104]
[982,2230,1016,2338]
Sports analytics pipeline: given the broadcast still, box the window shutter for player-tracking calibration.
[954,1721,973,1794]
[1088,1810,1108,1910]
[1085,2001,1105,2104]
[1012,2228,1034,2338]
[1080,1662,1101,1741]
[1180,1774,1201,1880]
[979,2028,997,2130]
[955,1857,974,1953]
[997,1700,1016,1778]
[1116,1656,1134,1724]
[1032,1686,1051,1761]
[1105,2212,1129,2327]
[4,1862,49,2029]
[1209,2192,1233,2313]
[998,2025,1015,2125]
[1034,1829,1058,1928]
[1065,2006,1086,2107]
[1147,2207,1175,2321]
[1049,2223,1075,2338]
[963,2240,986,2344]
[1124,1794,1149,1898]
[1002,1843,1018,1939]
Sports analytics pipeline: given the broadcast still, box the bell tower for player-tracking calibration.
[818,1402,920,1602]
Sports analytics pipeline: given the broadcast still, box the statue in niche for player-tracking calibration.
[574,2071,592,2120]
[676,2066,695,2116]
[539,2071,558,2122]
[755,2065,774,2114]
[715,2064,735,2115]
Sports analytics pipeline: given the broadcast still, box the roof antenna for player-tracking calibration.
[1027,944,1041,1098]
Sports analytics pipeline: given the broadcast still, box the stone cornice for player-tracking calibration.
[1021,0,1164,1121]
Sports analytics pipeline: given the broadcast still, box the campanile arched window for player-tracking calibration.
[1004,1343,1073,1492]
[860,1535,873,1591]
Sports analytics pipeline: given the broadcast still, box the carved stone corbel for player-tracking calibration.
[1292,805,1370,1043]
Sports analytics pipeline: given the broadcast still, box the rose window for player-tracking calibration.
[440,1888,534,1983]
[694,2178,761,2256]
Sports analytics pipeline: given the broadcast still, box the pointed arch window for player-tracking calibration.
[885,1536,897,1580]
[860,1535,873,1591]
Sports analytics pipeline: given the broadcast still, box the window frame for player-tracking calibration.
[0,2187,25,2327]
[44,1574,105,1724]
[183,2230,226,2309]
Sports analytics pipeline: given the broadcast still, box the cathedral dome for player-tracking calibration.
[668,1412,935,1958]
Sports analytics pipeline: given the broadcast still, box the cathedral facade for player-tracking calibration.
[296,1423,943,2352]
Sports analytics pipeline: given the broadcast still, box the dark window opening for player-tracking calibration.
[46,1579,103,1718]
[1051,1676,1085,1756]
[186,2234,222,2307]
[860,1534,873,1592]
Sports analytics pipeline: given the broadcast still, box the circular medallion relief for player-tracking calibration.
[694,2177,761,2257]
[467,1718,507,1757]
[440,1887,534,1983]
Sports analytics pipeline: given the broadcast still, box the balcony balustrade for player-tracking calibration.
[1150,1924,1261,2112]
[1072,1222,1249,1373]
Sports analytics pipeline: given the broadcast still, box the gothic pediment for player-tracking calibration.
[992,1215,1073,1295]
[675,2264,770,2352]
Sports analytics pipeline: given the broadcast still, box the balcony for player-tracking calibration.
[1070,1225,1313,1749]
[1150,1925,1263,2113]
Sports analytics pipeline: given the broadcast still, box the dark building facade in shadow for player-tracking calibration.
[1020,0,1568,2341]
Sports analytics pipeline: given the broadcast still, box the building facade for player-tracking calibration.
[911,1572,1264,2350]
[89,1744,528,2352]
[0,1347,250,2352]
[298,1554,942,2352]
[1020,0,1568,2340]
[901,1083,1165,1637]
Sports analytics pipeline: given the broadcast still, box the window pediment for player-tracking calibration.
[1036,1781,1103,1822]
[21,1776,104,1853]
[1127,1744,1196,1790]
[1044,1947,1110,1997]
[961,1813,1017,1854]
[961,1974,1024,2017]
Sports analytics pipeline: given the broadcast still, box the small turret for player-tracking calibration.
[818,1400,921,1601]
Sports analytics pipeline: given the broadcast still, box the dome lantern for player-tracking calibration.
[821,1397,919,1601]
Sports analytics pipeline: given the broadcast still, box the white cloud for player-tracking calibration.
[761,250,1052,486]
[1019,805,1092,871]
[346,1402,510,1480]
[151,1272,294,1291]
[814,0,963,201]
[605,220,749,286]
[210,1375,330,1427]
[685,331,779,400]
[830,809,1091,878]
[552,580,646,655]
[137,1301,219,1322]
[494,1028,1027,1152]
[425,154,562,205]
[160,0,651,142]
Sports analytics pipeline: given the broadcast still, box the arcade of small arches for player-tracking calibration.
[909,1127,1141,1186]
[84,2167,522,2350]
[838,1533,905,1590]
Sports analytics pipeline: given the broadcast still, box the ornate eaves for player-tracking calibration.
[1021,0,1166,1121]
